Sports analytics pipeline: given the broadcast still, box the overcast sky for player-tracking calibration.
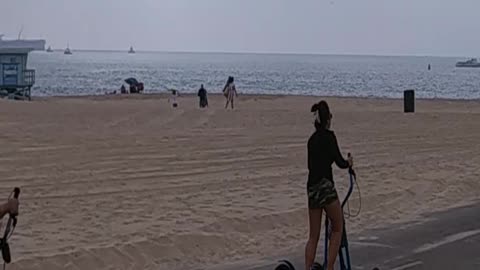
[1,0,479,56]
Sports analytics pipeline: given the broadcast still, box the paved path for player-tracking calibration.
[217,202,480,270]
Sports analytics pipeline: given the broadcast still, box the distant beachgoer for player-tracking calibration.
[223,76,238,109]
[137,83,144,93]
[198,84,208,108]
[120,84,127,94]
[169,89,179,108]
[222,76,232,99]
[129,84,137,94]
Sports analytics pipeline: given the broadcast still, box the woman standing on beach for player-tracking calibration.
[305,101,353,270]
[223,76,238,109]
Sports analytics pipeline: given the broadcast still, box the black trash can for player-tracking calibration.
[404,90,415,113]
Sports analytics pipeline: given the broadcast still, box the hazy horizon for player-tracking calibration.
[27,48,469,59]
[2,0,480,57]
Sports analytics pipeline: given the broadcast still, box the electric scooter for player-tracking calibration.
[275,160,377,270]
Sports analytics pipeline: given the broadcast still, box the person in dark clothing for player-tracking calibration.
[304,100,353,270]
[129,84,137,94]
[198,84,208,108]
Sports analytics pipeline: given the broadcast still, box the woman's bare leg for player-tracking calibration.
[324,200,343,270]
[305,208,322,270]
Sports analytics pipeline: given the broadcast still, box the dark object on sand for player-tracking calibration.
[404,89,415,113]
[198,84,208,108]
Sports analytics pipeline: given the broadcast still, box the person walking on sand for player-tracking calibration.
[198,84,208,108]
[223,76,238,109]
[304,100,353,270]
[169,89,179,108]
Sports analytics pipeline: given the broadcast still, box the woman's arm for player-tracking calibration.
[233,84,238,97]
[330,133,350,169]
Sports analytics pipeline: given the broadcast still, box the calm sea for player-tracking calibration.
[28,51,480,99]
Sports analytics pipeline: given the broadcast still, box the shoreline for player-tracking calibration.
[30,49,468,59]
[23,92,480,103]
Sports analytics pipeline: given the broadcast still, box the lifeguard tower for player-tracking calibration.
[0,32,45,100]
[0,48,36,100]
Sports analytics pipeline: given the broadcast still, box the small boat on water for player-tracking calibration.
[46,46,53,52]
[455,58,480,68]
[128,46,135,54]
[64,45,72,55]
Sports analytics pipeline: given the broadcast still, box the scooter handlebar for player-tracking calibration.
[347,153,356,177]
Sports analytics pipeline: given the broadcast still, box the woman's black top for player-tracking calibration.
[307,128,349,187]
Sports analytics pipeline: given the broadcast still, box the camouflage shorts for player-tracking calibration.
[307,178,338,209]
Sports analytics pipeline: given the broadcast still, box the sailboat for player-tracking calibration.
[46,46,53,52]
[64,43,72,55]
[128,46,135,54]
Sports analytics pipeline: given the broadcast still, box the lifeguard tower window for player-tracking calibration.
[3,64,18,85]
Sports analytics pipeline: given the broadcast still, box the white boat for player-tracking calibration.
[455,58,480,68]
[46,46,53,52]
[128,46,135,54]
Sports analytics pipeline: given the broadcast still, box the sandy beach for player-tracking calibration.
[0,94,479,270]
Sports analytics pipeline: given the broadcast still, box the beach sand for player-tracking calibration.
[0,94,479,270]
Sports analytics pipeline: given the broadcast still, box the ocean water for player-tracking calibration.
[28,51,480,99]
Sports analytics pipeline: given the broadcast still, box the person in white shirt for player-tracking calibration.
[169,89,179,108]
